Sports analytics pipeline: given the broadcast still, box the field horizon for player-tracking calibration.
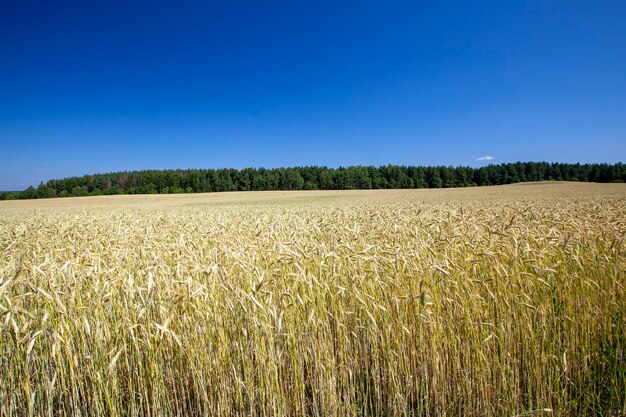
[1,181,624,214]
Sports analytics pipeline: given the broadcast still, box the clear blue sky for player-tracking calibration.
[1,1,625,190]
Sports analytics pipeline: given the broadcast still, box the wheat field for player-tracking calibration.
[0,183,624,416]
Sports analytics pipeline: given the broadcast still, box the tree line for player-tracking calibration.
[1,161,624,200]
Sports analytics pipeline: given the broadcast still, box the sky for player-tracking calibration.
[1,1,625,190]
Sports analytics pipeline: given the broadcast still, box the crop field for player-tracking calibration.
[0,182,624,416]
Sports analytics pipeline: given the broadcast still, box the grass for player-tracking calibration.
[0,182,624,416]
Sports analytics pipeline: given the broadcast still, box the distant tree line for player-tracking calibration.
[1,162,624,200]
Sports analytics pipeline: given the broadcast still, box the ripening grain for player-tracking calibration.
[0,183,624,416]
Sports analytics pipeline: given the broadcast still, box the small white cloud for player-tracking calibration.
[477,155,495,161]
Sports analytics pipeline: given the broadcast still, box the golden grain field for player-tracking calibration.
[0,183,624,416]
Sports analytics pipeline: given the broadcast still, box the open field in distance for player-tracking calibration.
[0,182,624,416]
[1,181,625,214]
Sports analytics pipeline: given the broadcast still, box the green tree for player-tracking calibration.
[36,183,55,198]
[283,170,304,190]
[71,186,89,197]
[318,169,334,189]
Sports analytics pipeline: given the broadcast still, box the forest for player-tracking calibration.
[1,161,624,200]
